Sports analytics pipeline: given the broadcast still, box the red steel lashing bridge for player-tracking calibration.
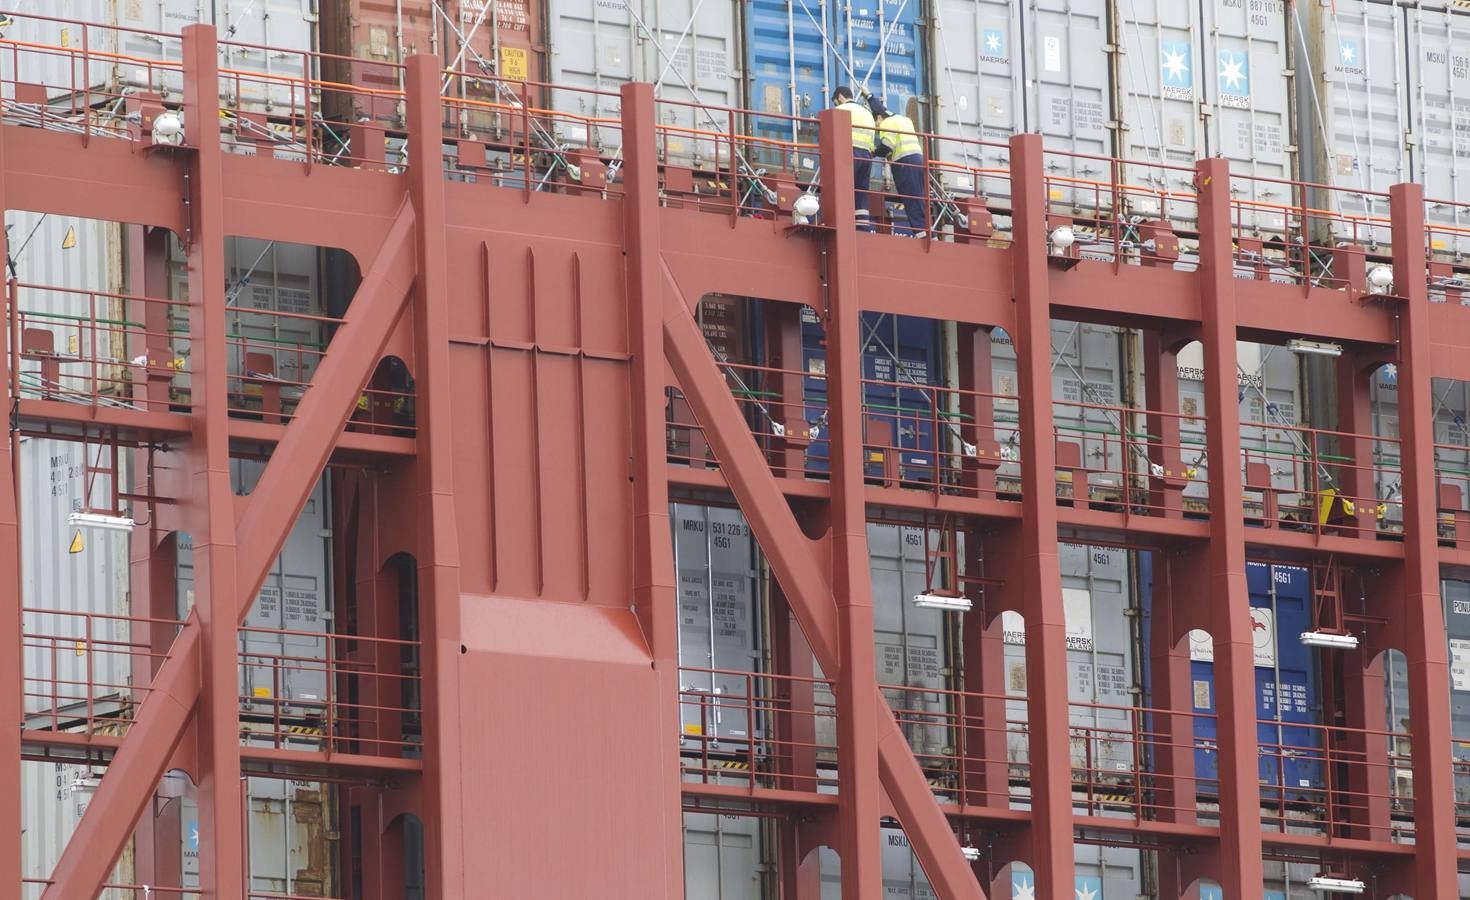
[3,15,1470,900]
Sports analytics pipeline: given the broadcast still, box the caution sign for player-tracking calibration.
[500,47,528,82]
[68,530,84,554]
[61,225,76,250]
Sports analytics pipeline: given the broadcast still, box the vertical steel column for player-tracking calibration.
[1388,181,1457,896]
[0,145,19,896]
[180,24,246,897]
[404,55,467,897]
[1006,133,1075,896]
[957,325,999,497]
[619,81,685,896]
[1146,564,1197,827]
[1143,333,1186,518]
[1194,157,1264,894]
[817,106,882,898]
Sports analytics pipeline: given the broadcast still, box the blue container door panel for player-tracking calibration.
[1191,657,1220,789]
[831,0,927,119]
[801,308,832,474]
[746,0,828,154]
[1252,564,1322,799]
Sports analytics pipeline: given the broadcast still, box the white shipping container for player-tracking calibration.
[2,1,315,115]
[19,437,132,722]
[673,503,762,747]
[181,733,336,895]
[683,812,763,900]
[930,0,1111,204]
[1116,0,1294,231]
[21,753,135,899]
[545,0,740,164]
[870,524,951,758]
[1403,1,1470,258]
[176,460,331,714]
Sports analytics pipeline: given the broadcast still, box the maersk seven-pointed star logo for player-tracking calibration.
[1012,875,1035,900]
[1218,50,1248,93]
[1075,876,1102,900]
[1161,41,1192,87]
[1340,39,1358,65]
[984,29,1003,54]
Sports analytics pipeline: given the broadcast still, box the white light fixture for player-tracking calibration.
[68,511,136,533]
[1307,875,1365,894]
[1366,264,1394,294]
[1049,225,1075,251]
[912,592,973,613]
[1286,338,1344,358]
[793,193,820,219]
[960,846,980,862]
[69,774,101,794]
[151,109,184,147]
[1300,631,1360,650]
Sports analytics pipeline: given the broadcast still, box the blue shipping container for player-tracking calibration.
[800,309,941,479]
[1141,558,1324,801]
[745,0,929,152]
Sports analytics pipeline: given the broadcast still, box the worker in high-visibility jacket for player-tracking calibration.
[871,102,928,238]
[830,86,877,232]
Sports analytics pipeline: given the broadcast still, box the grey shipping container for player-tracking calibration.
[182,729,337,895]
[176,459,332,715]
[2,0,315,115]
[545,0,741,165]
[21,750,135,900]
[1000,543,1137,782]
[18,437,133,722]
[673,503,763,747]
[683,812,764,900]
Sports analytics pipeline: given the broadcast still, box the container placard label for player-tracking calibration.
[1187,608,1275,666]
[500,47,529,81]
[1451,638,1470,692]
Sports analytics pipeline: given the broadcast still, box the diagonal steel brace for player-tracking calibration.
[41,205,417,900]
[660,268,985,899]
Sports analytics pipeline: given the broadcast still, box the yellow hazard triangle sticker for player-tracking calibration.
[61,226,77,250]
[68,530,84,554]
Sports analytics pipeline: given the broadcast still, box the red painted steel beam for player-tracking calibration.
[232,203,415,615]
[177,25,246,896]
[817,107,883,896]
[41,620,202,899]
[619,82,686,896]
[1388,182,1458,897]
[0,159,20,895]
[1194,157,1265,893]
[403,55,468,897]
[660,279,984,899]
[1005,133,1076,895]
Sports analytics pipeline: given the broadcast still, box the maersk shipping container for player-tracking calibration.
[745,0,928,160]
[800,310,944,480]
[1176,563,1324,801]
[21,753,135,900]
[545,0,741,165]
[871,524,951,757]
[683,812,764,900]
[1446,578,1470,812]
[999,544,1138,782]
[673,503,763,748]
[176,459,332,714]
[181,737,337,896]
[1306,0,1470,257]
[19,438,133,722]
[3,0,314,114]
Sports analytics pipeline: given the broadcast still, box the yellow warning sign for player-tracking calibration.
[252,686,272,699]
[61,226,76,250]
[501,47,529,82]
[74,641,86,657]
[68,530,84,554]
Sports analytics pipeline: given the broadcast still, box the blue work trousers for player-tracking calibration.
[891,153,927,235]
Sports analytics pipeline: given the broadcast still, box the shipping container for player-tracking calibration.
[181,732,337,895]
[683,812,764,900]
[1116,0,1295,231]
[3,0,313,114]
[1175,341,1303,511]
[871,524,951,757]
[673,503,763,747]
[1180,562,1323,800]
[21,749,135,900]
[745,0,927,161]
[545,0,739,166]
[801,311,944,480]
[176,459,332,715]
[999,543,1137,783]
[1445,577,1470,813]
[318,0,545,129]
[929,0,1110,205]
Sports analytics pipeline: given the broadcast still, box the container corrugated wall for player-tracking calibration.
[21,753,135,899]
